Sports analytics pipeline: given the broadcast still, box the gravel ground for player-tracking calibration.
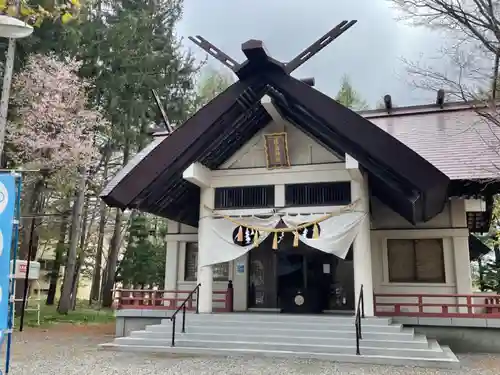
[6,324,500,375]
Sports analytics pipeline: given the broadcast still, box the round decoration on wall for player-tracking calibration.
[294,294,305,306]
[297,223,320,239]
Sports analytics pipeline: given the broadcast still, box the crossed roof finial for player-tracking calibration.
[188,20,357,76]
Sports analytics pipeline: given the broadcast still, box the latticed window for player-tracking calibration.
[184,242,229,281]
[387,239,445,283]
[285,182,351,206]
[214,186,275,209]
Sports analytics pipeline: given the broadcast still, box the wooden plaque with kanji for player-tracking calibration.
[263,132,291,169]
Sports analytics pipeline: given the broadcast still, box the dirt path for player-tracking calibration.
[5,324,500,375]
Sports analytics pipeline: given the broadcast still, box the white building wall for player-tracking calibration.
[371,198,472,314]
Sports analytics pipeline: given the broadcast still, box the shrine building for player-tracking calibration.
[99,21,500,365]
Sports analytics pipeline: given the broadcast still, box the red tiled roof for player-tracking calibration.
[366,107,500,180]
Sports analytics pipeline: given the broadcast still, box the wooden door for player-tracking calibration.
[248,246,277,308]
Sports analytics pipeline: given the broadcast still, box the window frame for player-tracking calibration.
[183,242,230,282]
[386,238,446,284]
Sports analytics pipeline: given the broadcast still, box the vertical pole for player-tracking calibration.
[171,316,176,347]
[361,285,365,319]
[0,38,16,160]
[0,0,21,160]
[6,174,22,374]
[181,305,186,333]
[356,319,360,355]
[195,286,200,314]
[19,218,35,331]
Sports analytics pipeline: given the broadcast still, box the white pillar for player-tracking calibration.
[453,236,472,313]
[352,175,374,317]
[450,199,472,312]
[233,254,248,311]
[197,187,214,313]
[164,220,179,308]
[453,236,472,294]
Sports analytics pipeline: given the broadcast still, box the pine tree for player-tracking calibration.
[90,0,199,306]
[335,75,368,110]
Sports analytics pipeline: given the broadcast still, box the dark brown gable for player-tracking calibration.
[263,70,448,222]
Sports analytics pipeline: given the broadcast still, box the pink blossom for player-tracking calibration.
[6,54,105,171]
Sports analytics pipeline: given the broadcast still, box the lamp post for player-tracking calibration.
[0,14,33,160]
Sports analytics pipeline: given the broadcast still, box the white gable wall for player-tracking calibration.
[220,120,342,170]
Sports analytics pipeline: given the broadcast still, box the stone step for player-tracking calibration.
[99,343,460,369]
[112,336,446,358]
[154,320,405,333]
[161,315,391,325]
[163,313,391,325]
[129,331,430,349]
[142,324,415,340]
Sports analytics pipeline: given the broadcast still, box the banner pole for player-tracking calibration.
[5,173,22,374]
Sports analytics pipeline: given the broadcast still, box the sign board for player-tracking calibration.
[236,263,245,274]
[0,174,16,334]
[263,132,290,169]
[10,260,40,280]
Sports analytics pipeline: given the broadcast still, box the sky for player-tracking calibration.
[176,0,445,108]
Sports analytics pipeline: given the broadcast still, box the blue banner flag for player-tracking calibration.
[0,174,16,336]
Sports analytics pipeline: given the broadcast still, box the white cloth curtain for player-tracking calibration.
[281,211,366,259]
[198,211,366,267]
[198,216,281,267]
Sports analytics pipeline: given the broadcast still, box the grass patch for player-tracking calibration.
[14,303,115,329]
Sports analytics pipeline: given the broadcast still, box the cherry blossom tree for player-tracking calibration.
[5,53,106,312]
[7,53,103,171]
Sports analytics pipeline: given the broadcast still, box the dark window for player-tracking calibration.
[387,239,445,283]
[184,242,198,281]
[285,182,351,206]
[214,185,274,209]
[184,242,229,281]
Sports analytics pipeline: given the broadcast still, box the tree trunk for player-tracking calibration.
[495,245,500,294]
[101,209,123,308]
[58,167,87,314]
[69,194,91,307]
[15,177,46,313]
[100,266,108,304]
[478,257,486,292]
[90,148,111,304]
[18,177,45,259]
[70,256,82,310]
[46,210,69,305]
[101,143,130,308]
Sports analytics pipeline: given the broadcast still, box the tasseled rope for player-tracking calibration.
[237,226,244,242]
[253,230,259,247]
[216,199,361,234]
[272,232,278,250]
[313,223,320,239]
[293,231,299,247]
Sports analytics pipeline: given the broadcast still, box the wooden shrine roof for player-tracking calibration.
[101,39,450,227]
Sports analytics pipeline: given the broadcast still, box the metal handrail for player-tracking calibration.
[355,284,365,355]
[170,283,201,347]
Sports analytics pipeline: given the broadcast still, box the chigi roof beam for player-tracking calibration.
[285,20,357,73]
[188,35,242,72]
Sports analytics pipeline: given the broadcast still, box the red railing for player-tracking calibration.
[113,281,234,313]
[374,293,500,318]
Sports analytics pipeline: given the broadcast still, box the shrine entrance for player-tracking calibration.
[248,231,354,314]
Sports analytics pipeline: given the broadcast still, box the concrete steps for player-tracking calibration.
[100,313,460,368]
